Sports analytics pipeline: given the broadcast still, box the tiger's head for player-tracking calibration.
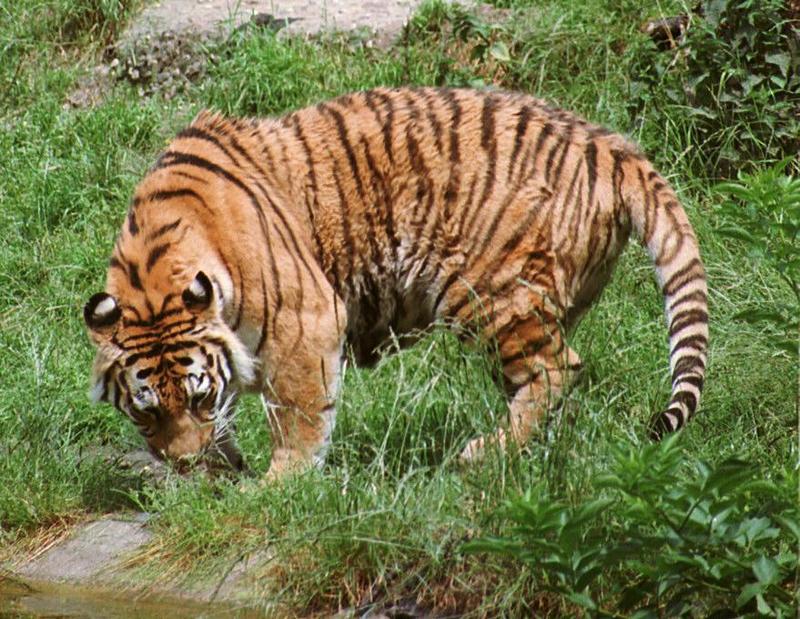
[84,270,256,472]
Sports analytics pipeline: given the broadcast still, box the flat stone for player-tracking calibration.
[199,549,274,603]
[124,0,428,41]
[16,518,152,584]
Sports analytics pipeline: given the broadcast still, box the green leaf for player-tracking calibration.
[736,582,763,609]
[765,53,790,78]
[705,0,729,27]
[752,555,779,586]
[775,515,800,542]
[489,41,511,64]
[756,593,773,616]
[774,338,799,357]
[566,591,597,610]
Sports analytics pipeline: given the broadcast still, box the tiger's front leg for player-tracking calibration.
[260,303,345,479]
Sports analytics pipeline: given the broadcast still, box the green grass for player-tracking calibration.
[0,0,797,615]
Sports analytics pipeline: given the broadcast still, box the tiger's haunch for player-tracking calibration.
[84,87,708,476]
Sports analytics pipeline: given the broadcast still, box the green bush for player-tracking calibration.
[632,0,800,177]
[715,159,800,358]
[464,435,800,616]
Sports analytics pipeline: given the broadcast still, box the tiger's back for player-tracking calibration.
[84,87,708,474]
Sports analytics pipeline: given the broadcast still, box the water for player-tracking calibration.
[0,577,261,618]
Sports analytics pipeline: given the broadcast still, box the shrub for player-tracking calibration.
[632,0,800,177]
[715,159,800,359]
[464,435,800,616]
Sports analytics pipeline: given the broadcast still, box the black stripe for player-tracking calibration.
[158,292,178,315]
[555,160,583,232]
[146,243,169,272]
[662,258,704,296]
[331,163,355,279]
[433,271,463,314]
[584,141,598,206]
[375,91,396,164]
[156,151,271,240]
[174,171,207,184]
[480,94,497,150]
[271,222,306,343]
[231,262,245,332]
[671,333,708,352]
[471,176,525,258]
[122,306,185,328]
[671,390,697,413]
[638,167,653,243]
[117,319,196,347]
[361,135,399,264]
[548,124,574,185]
[358,137,386,275]
[669,309,709,337]
[675,374,704,390]
[671,355,705,383]
[129,263,143,290]
[611,150,627,214]
[668,290,708,312]
[176,126,240,165]
[128,211,139,236]
[544,134,564,182]
[262,222,284,340]
[123,339,198,366]
[146,188,212,213]
[291,116,325,264]
[319,103,366,202]
[147,219,182,241]
[255,270,269,355]
[447,252,551,319]
[422,91,443,155]
[109,256,126,274]
[531,122,554,170]
[440,88,461,164]
[508,105,531,182]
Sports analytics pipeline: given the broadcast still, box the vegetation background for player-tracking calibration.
[0,0,798,615]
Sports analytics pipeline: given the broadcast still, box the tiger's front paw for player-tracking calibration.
[458,430,508,463]
[459,437,486,463]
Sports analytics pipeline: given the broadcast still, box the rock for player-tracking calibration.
[16,518,152,584]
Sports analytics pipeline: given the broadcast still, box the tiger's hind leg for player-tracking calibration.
[459,307,582,462]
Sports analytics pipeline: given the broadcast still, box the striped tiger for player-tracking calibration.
[84,87,708,477]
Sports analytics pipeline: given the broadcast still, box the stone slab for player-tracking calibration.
[16,518,152,584]
[122,0,434,44]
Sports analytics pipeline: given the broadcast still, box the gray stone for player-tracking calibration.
[121,0,439,45]
[16,518,152,584]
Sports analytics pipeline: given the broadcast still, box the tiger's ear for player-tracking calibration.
[84,293,121,332]
[182,271,214,313]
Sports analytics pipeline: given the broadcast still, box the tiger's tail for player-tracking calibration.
[624,159,709,439]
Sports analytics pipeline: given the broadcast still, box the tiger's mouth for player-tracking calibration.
[148,395,246,475]
[147,437,246,475]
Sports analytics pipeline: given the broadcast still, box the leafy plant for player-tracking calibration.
[405,0,514,87]
[715,159,800,453]
[715,159,800,356]
[464,436,800,616]
[632,0,800,177]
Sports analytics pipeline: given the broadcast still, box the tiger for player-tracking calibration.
[84,87,708,477]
